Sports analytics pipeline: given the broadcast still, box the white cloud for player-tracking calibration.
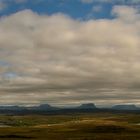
[92,5,103,12]
[112,5,140,21]
[0,6,139,106]
[80,0,140,4]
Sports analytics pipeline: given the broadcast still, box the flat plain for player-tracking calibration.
[0,113,140,140]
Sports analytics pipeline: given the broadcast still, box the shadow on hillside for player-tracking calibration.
[0,134,35,139]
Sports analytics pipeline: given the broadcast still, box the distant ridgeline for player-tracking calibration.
[0,103,140,115]
[112,104,139,110]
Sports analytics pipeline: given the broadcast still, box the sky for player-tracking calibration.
[0,0,140,107]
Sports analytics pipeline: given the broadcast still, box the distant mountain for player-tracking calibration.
[28,104,58,111]
[0,104,58,112]
[0,105,26,110]
[1,103,140,115]
[38,104,57,110]
[39,104,53,109]
[112,104,139,110]
[77,103,97,109]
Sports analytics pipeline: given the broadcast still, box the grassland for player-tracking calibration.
[0,113,140,140]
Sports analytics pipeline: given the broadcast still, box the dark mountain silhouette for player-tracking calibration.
[39,104,53,109]
[0,105,25,110]
[77,103,97,109]
[0,103,140,115]
[112,104,139,110]
[28,104,58,111]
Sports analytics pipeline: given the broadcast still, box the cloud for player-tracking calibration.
[0,1,7,11]
[81,0,94,3]
[14,0,27,4]
[80,0,140,4]
[112,5,140,21]
[0,0,27,12]
[92,5,103,12]
[0,6,139,106]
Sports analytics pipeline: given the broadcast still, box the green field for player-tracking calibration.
[0,113,140,140]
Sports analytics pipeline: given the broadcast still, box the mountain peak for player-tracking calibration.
[39,104,52,108]
[112,104,138,110]
[78,103,96,109]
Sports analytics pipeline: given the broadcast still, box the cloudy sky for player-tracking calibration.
[0,0,140,106]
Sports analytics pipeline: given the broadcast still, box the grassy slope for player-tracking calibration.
[0,113,140,140]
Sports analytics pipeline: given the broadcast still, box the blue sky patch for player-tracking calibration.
[0,0,139,19]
